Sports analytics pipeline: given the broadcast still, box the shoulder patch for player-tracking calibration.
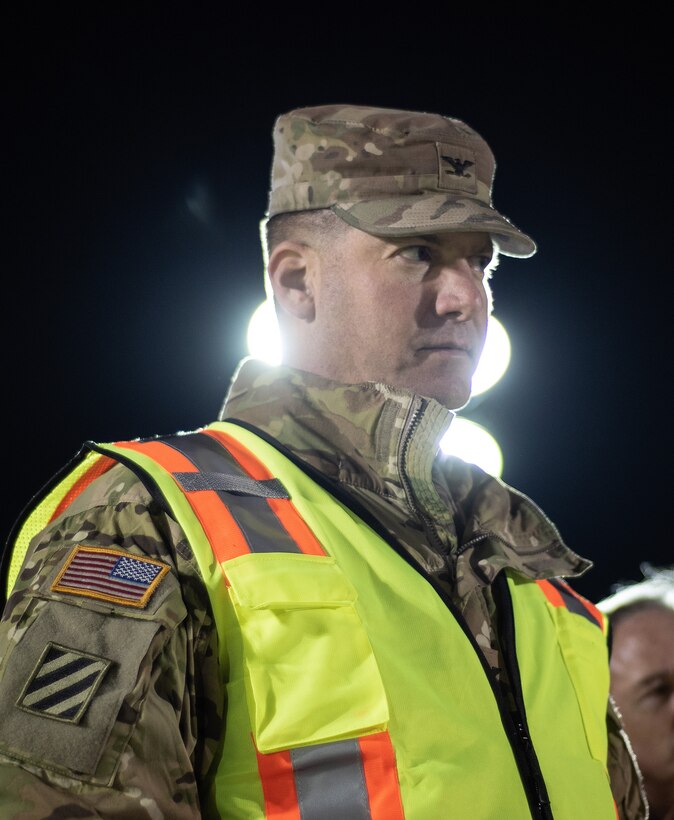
[51,545,170,608]
[17,642,111,724]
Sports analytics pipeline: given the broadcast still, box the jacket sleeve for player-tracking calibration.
[607,693,649,819]
[0,465,223,819]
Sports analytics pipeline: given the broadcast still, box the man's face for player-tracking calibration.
[609,606,674,817]
[310,228,493,409]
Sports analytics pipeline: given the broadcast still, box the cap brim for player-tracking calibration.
[332,194,536,258]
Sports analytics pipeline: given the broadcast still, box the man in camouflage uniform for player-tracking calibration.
[0,105,648,817]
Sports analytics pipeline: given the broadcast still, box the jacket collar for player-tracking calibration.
[220,357,591,579]
[221,357,452,500]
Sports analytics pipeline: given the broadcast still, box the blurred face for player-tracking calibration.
[609,606,674,818]
[307,228,493,409]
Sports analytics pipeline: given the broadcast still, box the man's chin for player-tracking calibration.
[438,393,471,411]
[405,363,475,409]
[413,381,472,410]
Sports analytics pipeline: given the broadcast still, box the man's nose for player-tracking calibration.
[434,261,485,320]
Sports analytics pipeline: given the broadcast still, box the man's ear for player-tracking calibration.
[267,240,317,321]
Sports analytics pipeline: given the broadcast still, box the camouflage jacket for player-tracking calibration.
[0,357,647,818]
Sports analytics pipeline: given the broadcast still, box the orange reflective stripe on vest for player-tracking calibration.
[203,428,326,558]
[50,455,117,522]
[115,432,326,562]
[256,732,404,820]
[536,578,606,632]
[3,450,120,604]
[115,437,251,561]
[114,431,404,819]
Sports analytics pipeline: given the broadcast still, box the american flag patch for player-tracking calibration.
[51,546,169,608]
[17,643,111,724]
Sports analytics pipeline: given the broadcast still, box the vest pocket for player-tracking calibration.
[224,552,389,754]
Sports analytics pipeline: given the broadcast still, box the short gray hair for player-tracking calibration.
[597,563,674,627]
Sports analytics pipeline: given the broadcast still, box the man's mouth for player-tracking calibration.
[417,343,472,357]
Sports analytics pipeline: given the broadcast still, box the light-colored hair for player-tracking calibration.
[597,563,674,627]
[263,209,350,255]
[259,210,351,303]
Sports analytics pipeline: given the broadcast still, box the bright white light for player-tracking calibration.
[246,300,504,477]
[471,316,511,397]
[440,417,503,477]
[247,299,282,364]
[247,301,512,395]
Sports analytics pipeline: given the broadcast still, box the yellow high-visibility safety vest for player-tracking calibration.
[5,421,617,819]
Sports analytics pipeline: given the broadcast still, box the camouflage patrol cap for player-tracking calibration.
[267,104,536,258]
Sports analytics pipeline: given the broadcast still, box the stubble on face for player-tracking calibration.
[306,227,491,408]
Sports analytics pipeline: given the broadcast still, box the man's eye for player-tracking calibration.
[398,246,433,263]
[469,255,493,274]
[644,683,673,702]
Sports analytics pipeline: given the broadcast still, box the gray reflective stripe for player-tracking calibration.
[162,434,301,554]
[550,580,601,628]
[174,471,289,499]
[290,739,371,820]
[227,494,301,553]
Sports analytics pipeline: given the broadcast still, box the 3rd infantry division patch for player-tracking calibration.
[16,642,111,724]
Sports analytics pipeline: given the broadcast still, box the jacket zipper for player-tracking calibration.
[493,571,554,819]
[398,403,553,820]
[398,397,447,557]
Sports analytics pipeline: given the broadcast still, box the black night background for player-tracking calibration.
[3,6,672,603]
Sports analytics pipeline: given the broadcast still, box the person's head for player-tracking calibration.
[598,566,674,819]
[261,104,536,410]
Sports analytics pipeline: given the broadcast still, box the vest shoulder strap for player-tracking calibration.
[536,577,607,634]
[94,427,327,562]
[2,447,117,605]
